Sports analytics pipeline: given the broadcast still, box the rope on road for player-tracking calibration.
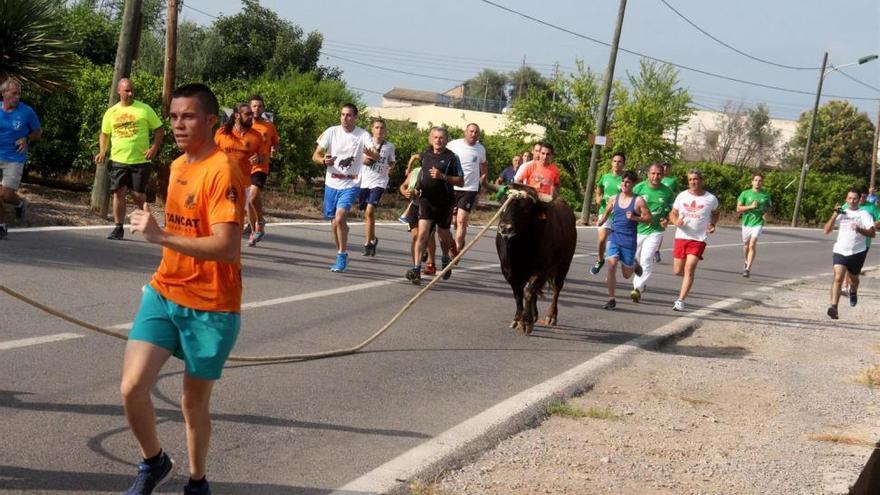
[0,193,524,363]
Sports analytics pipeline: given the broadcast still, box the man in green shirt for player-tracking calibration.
[736,174,772,277]
[95,78,164,240]
[631,163,675,302]
[590,151,625,275]
[660,161,678,193]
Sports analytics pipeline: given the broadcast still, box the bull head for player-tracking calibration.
[498,185,539,240]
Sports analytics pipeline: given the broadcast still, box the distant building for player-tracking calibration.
[675,110,798,167]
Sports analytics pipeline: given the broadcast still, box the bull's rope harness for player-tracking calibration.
[0,190,528,363]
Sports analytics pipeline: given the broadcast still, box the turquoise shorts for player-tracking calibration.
[129,285,241,380]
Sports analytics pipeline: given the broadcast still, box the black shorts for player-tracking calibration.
[833,249,868,275]
[419,197,453,230]
[404,201,420,231]
[453,190,479,213]
[358,187,385,210]
[250,171,268,189]
[109,162,152,193]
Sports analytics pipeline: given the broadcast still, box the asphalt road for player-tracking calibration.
[0,220,837,494]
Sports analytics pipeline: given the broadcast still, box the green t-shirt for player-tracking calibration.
[660,175,678,194]
[737,189,772,227]
[633,181,675,235]
[597,173,622,214]
[101,100,163,165]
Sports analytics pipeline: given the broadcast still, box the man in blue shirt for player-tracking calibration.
[0,79,41,238]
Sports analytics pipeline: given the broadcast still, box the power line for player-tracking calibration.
[180,2,218,19]
[476,0,879,102]
[658,0,819,70]
[837,68,880,93]
[321,52,464,83]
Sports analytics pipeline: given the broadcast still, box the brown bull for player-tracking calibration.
[495,185,577,334]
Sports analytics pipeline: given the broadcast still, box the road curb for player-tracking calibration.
[331,265,878,495]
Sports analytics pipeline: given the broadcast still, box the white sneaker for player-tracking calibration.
[673,299,686,312]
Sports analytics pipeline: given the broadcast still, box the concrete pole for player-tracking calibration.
[90,0,143,215]
[580,0,627,223]
[790,52,828,228]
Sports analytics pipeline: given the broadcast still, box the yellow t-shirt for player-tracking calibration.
[150,149,245,312]
[101,100,163,165]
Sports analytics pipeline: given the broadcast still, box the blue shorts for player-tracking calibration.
[605,238,636,267]
[358,187,385,210]
[324,186,359,219]
[129,285,240,380]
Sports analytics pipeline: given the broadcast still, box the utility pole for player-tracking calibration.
[91,0,143,216]
[579,0,627,224]
[552,61,559,103]
[790,52,828,228]
[517,56,526,100]
[871,101,880,192]
[162,0,179,116]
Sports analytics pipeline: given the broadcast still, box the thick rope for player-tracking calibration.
[0,194,519,363]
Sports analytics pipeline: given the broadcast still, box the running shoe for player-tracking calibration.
[850,291,858,307]
[742,269,750,278]
[633,262,643,277]
[653,251,662,263]
[362,244,371,256]
[423,263,437,276]
[827,305,839,320]
[603,299,616,310]
[0,224,7,239]
[252,230,265,244]
[183,479,212,495]
[247,233,256,247]
[441,255,452,280]
[124,452,175,495]
[108,225,124,240]
[242,223,251,238]
[14,198,27,220]
[405,267,421,284]
[630,288,641,303]
[673,299,686,312]
[369,238,378,256]
[589,258,604,275]
[330,252,348,272]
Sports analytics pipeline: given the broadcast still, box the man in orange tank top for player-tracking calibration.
[121,83,245,495]
[248,95,279,244]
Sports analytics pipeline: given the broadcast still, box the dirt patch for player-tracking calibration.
[430,274,880,495]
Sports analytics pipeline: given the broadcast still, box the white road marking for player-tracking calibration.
[0,333,83,350]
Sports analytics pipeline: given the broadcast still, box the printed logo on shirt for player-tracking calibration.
[226,185,238,203]
[12,119,22,130]
[184,193,196,209]
[113,112,138,139]
[682,200,705,214]
[176,178,188,185]
[166,212,201,230]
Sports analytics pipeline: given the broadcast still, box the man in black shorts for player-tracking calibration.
[95,78,164,240]
[824,187,876,319]
[447,123,488,254]
[406,127,463,283]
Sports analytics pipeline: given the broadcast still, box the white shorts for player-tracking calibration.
[0,160,24,190]
[741,225,763,242]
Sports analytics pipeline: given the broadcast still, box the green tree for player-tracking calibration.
[463,68,509,109]
[59,0,119,66]
[508,65,550,103]
[0,0,80,91]
[787,100,875,176]
[609,60,692,167]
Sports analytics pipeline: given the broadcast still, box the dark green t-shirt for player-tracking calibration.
[633,181,675,235]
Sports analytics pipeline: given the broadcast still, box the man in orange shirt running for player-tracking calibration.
[516,141,560,198]
[121,83,245,495]
[248,95,279,243]
[214,103,267,246]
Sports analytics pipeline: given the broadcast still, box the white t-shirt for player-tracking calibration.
[316,125,373,189]
[833,209,874,255]
[447,138,487,192]
[359,138,396,189]
[514,160,534,182]
[672,189,720,242]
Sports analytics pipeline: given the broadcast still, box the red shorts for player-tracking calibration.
[673,238,707,260]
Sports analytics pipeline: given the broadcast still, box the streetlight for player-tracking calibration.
[790,53,879,227]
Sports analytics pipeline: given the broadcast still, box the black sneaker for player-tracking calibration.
[742,269,750,278]
[14,198,27,220]
[183,479,212,495]
[242,223,251,238]
[0,224,7,239]
[653,251,661,263]
[441,255,452,280]
[850,291,858,307]
[827,305,839,320]
[108,225,124,240]
[603,299,616,310]
[370,238,378,256]
[362,244,371,256]
[124,452,175,495]
[590,258,604,275]
[633,262,643,277]
[405,267,421,284]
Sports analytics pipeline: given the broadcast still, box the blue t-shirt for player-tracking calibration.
[0,102,41,163]
[499,166,517,184]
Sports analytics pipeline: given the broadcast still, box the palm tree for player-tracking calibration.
[0,0,79,91]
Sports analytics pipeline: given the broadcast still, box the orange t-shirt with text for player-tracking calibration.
[519,162,561,195]
[214,127,267,179]
[251,119,279,174]
[150,149,246,312]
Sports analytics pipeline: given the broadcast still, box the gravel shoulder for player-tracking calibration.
[428,271,880,495]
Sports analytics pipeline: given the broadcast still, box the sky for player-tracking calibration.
[179,0,880,122]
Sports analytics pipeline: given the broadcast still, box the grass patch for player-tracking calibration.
[408,479,452,495]
[546,402,619,420]
[852,366,880,388]
[808,433,877,448]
